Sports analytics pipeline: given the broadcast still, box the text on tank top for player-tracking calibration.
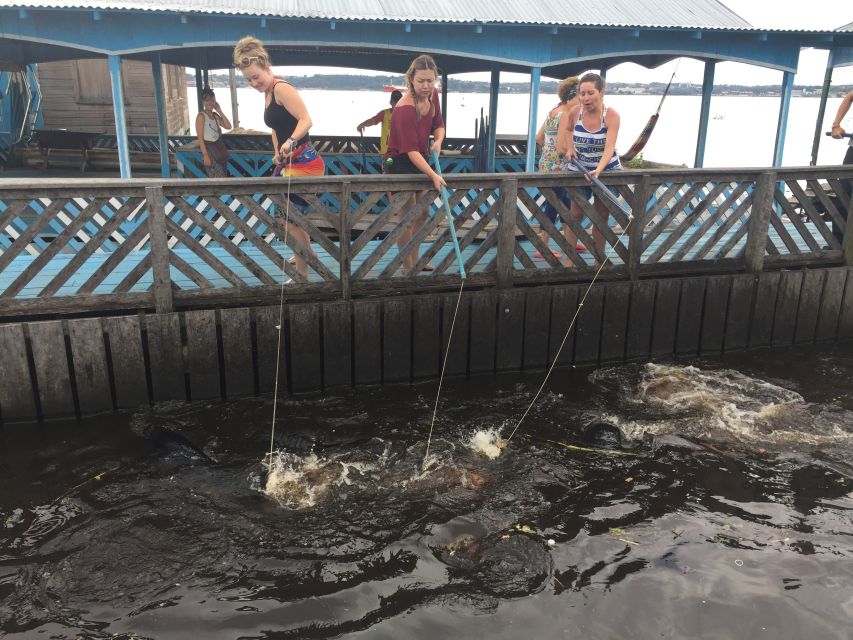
[572,106,621,171]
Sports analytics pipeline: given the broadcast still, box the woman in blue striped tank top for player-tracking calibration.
[557,73,621,265]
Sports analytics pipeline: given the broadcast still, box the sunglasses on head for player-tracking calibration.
[234,55,262,69]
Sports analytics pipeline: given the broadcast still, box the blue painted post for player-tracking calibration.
[441,71,448,131]
[773,71,795,167]
[487,69,500,172]
[811,50,834,166]
[526,67,541,172]
[695,61,715,168]
[194,68,203,112]
[151,54,170,178]
[108,54,132,179]
[27,64,43,130]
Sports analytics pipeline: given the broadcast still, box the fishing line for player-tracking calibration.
[423,149,467,470]
[504,164,635,444]
[269,151,295,465]
[424,277,465,469]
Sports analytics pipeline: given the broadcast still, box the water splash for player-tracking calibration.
[263,452,343,509]
[468,429,507,459]
[593,363,853,446]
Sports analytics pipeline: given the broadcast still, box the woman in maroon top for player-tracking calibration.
[383,54,446,273]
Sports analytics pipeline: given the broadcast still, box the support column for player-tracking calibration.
[526,67,541,172]
[229,67,240,129]
[202,68,209,88]
[108,54,132,179]
[773,71,795,167]
[695,60,715,168]
[194,67,203,112]
[151,54,170,178]
[441,71,448,131]
[811,51,834,166]
[487,69,500,172]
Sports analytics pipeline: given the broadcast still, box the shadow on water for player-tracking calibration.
[1,343,853,639]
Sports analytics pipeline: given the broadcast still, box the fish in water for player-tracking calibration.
[582,421,624,449]
[272,431,372,455]
[147,426,216,464]
[436,531,554,597]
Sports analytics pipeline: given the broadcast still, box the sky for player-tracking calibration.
[275,0,853,87]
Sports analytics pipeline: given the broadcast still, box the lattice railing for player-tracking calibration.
[0,166,850,317]
[346,177,502,288]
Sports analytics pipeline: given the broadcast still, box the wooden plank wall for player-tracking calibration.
[37,59,189,135]
[1,267,851,423]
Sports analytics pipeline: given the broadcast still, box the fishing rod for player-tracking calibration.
[423,147,467,470]
[431,148,466,278]
[504,161,635,445]
[359,131,367,173]
[570,158,633,219]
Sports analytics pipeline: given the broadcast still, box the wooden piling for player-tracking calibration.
[28,321,75,417]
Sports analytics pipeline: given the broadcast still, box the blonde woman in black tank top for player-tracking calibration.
[233,36,321,282]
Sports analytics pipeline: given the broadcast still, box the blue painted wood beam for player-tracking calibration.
[151,53,170,178]
[194,67,203,113]
[108,54,131,178]
[487,69,499,172]
[811,50,834,166]
[441,71,448,130]
[833,47,853,67]
[526,67,541,172]
[0,10,817,75]
[695,60,715,168]
[773,70,795,167]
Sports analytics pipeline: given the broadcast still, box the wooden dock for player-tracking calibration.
[0,165,851,422]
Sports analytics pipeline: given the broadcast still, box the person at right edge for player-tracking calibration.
[383,54,446,273]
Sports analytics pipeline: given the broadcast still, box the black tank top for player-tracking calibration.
[263,81,310,147]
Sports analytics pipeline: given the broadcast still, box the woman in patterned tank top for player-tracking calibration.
[535,76,579,258]
[557,73,621,266]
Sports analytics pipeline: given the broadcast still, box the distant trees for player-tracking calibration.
[189,72,851,98]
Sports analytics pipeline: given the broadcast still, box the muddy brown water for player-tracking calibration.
[2,344,853,639]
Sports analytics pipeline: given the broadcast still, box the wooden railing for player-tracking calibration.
[0,166,850,318]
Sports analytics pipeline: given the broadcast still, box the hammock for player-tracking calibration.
[619,69,677,164]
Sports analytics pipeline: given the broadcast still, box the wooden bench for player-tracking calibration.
[34,129,100,171]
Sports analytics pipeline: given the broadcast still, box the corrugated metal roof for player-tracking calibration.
[2,0,756,29]
[838,21,853,32]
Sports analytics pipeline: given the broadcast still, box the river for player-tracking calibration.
[201,87,853,168]
[2,343,853,638]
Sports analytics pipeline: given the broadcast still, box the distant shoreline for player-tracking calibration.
[191,73,852,98]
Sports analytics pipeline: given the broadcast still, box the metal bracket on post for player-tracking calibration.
[497,177,518,288]
[744,171,775,274]
[145,185,174,313]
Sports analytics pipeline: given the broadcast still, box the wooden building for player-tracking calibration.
[36,58,189,136]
